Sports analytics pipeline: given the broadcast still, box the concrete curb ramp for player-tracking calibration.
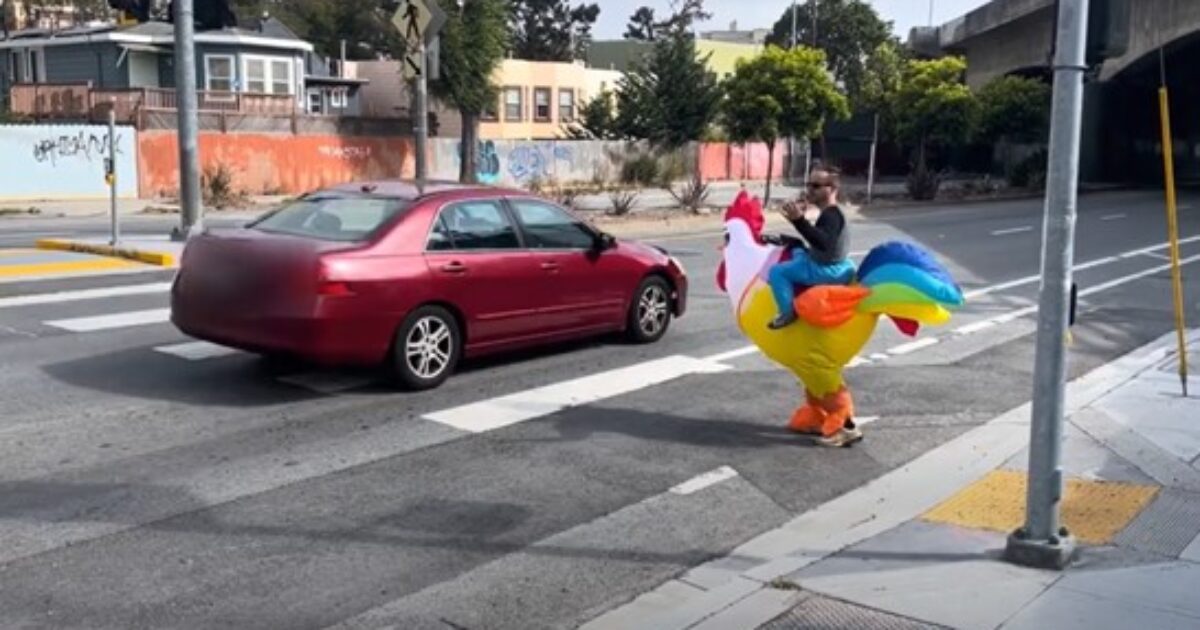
[36,239,177,268]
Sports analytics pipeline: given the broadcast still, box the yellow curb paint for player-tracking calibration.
[0,258,139,278]
[36,239,176,267]
[921,469,1160,545]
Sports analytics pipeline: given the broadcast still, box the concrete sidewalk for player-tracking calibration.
[582,330,1200,630]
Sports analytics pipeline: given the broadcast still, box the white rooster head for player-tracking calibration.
[716,190,779,308]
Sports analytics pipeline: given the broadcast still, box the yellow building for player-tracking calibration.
[586,39,763,81]
[480,58,623,141]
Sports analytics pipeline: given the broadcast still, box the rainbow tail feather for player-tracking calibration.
[855,241,964,336]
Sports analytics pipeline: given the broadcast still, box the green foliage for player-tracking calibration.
[976,75,1052,144]
[621,154,660,186]
[509,0,600,61]
[433,0,510,116]
[624,6,657,40]
[232,0,404,60]
[615,35,723,148]
[766,0,892,102]
[566,89,619,139]
[721,46,849,147]
[858,40,906,129]
[1008,149,1048,190]
[891,56,977,200]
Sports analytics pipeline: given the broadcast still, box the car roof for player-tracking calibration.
[323,180,527,201]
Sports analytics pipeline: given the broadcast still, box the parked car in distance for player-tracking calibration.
[171,180,689,390]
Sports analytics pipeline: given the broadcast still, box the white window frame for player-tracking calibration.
[17,48,46,83]
[203,53,236,98]
[240,54,295,96]
[330,89,347,109]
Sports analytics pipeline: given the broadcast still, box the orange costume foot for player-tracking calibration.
[788,387,856,438]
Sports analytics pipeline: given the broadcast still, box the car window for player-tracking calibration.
[510,199,595,249]
[427,213,454,251]
[435,200,520,251]
[251,196,407,242]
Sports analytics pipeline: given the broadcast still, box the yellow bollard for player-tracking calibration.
[1157,85,1190,397]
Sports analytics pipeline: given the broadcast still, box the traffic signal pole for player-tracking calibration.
[1004,0,1090,570]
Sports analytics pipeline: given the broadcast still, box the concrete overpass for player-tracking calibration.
[912,0,1200,183]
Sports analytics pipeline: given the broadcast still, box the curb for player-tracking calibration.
[580,329,1195,630]
[35,239,178,267]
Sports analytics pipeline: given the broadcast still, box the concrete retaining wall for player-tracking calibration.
[0,124,139,201]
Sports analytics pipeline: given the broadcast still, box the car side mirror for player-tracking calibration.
[594,232,617,251]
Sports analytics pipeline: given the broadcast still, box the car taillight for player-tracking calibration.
[318,281,354,297]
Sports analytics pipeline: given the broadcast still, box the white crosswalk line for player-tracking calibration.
[0,282,171,309]
[154,341,240,361]
[44,308,170,332]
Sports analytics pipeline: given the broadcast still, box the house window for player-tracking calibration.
[558,89,575,123]
[481,95,499,122]
[503,86,522,122]
[204,54,234,92]
[533,87,551,122]
[7,51,20,83]
[330,89,346,109]
[241,55,295,95]
[307,91,323,114]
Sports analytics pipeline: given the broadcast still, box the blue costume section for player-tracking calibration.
[768,249,857,318]
[858,242,964,304]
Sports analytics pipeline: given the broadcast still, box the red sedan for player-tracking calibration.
[171,181,688,389]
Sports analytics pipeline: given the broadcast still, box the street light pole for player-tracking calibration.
[790,0,797,48]
[172,0,202,241]
[1004,0,1090,571]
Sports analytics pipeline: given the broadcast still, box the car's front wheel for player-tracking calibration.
[391,305,462,390]
[626,276,673,344]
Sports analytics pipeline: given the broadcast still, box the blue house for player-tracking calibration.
[1,17,365,116]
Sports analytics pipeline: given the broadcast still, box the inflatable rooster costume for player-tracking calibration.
[716,191,965,444]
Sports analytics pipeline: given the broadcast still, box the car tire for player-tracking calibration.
[625,276,673,344]
[391,305,462,391]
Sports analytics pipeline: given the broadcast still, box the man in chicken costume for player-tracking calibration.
[716,190,964,446]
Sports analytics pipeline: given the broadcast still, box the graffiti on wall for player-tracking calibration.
[318,145,373,160]
[32,130,124,166]
[1,124,138,199]
[454,140,578,185]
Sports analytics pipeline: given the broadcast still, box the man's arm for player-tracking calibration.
[789,208,844,254]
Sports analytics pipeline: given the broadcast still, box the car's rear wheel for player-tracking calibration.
[626,276,672,344]
[391,306,462,390]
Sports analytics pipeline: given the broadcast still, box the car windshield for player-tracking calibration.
[249,196,408,242]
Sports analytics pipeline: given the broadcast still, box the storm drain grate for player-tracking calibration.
[758,593,948,630]
[1115,488,1200,558]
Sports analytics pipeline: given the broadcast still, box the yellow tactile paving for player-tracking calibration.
[921,469,1160,545]
[0,258,139,278]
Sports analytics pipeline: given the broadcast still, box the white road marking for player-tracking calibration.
[154,341,240,361]
[670,466,739,495]
[954,319,999,335]
[704,345,761,363]
[1079,253,1200,297]
[991,226,1034,236]
[0,282,171,309]
[856,416,880,426]
[870,353,889,361]
[424,355,730,433]
[848,356,871,367]
[888,337,940,355]
[45,308,170,332]
[277,372,377,395]
[1101,213,1127,221]
[1142,252,1172,261]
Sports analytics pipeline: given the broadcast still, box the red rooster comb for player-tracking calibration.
[724,190,765,238]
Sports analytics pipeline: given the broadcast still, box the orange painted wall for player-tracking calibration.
[697,142,786,182]
[137,132,416,198]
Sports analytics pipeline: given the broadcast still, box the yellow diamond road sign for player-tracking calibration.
[393,0,448,79]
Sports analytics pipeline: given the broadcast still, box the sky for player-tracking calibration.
[592,0,992,40]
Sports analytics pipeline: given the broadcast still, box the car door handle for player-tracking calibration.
[540,261,561,271]
[440,262,467,274]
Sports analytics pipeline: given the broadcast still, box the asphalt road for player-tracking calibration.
[0,191,1198,629]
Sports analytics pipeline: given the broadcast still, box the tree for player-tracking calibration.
[231,0,403,60]
[615,34,722,148]
[565,89,619,139]
[624,6,656,40]
[654,0,710,37]
[766,0,891,103]
[722,46,849,204]
[976,75,1051,144]
[891,56,978,199]
[857,40,905,200]
[433,0,509,183]
[509,0,600,62]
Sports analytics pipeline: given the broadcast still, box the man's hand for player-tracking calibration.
[780,201,804,221]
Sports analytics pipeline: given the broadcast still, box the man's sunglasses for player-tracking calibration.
[807,182,831,189]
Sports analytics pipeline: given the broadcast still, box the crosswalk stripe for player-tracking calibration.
[44,308,170,332]
[154,340,240,361]
[0,282,170,309]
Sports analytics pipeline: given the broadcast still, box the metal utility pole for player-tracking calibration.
[790,0,798,48]
[107,103,119,246]
[928,0,936,26]
[414,37,428,184]
[172,0,202,241]
[1005,0,1090,571]
[810,0,818,46]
